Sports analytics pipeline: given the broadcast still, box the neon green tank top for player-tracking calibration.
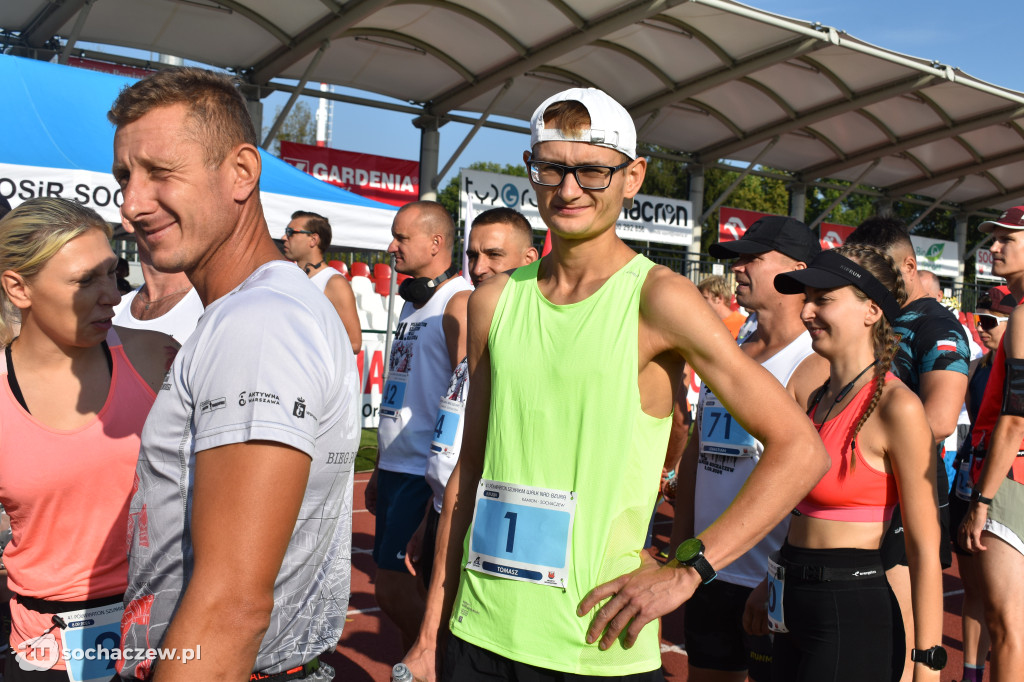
[449,254,672,675]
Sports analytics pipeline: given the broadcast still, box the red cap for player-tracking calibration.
[979,206,1024,233]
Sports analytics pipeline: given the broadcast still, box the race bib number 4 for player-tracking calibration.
[379,372,409,419]
[429,397,462,458]
[466,479,576,588]
[699,391,759,458]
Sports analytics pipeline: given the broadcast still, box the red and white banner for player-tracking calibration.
[976,249,1002,282]
[718,207,854,250]
[280,141,418,207]
[67,57,155,80]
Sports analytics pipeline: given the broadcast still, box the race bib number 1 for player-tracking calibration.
[699,391,758,458]
[379,372,409,419]
[466,479,576,588]
[57,602,124,682]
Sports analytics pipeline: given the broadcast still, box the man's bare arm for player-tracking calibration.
[442,289,471,372]
[580,269,829,649]
[323,275,362,353]
[402,277,504,682]
[918,369,968,442]
[152,441,310,682]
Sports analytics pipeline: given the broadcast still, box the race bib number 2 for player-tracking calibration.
[57,602,124,682]
[466,479,576,588]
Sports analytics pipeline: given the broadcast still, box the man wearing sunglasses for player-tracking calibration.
[282,211,361,353]
[402,88,829,681]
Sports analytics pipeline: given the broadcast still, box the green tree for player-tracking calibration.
[264,101,316,155]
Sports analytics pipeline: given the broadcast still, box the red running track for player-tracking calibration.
[326,472,982,681]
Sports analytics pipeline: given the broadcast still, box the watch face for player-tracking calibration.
[676,538,703,563]
[932,647,947,669]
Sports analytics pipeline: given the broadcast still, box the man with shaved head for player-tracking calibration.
[369,200,472,650]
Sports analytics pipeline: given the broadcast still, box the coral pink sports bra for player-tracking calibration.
[796,373,899,522]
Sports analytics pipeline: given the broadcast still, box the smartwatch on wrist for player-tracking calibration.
[970,488,994,506]
[675,538,717,584]
[910,645,947,671]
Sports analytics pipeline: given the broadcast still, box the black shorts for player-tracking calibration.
[880,461,952,569]
[683,579,772,680]
[772,544,904,682]
[442,635,665,682]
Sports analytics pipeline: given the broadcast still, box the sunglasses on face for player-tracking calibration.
[976,314,1007,331]
[284,228,313,238]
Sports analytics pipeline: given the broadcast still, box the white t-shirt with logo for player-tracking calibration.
[120,261,360,678]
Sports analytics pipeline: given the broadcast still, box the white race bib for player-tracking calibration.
[429,397,462,458]
[57,602,124,682]
[465,479,576,588]
[766,553,788,633]
[699,392,758,458]
[379,371,409,419]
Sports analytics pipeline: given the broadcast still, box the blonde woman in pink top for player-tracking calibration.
[0,198,174,681]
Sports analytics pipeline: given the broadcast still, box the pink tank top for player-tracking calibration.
[0,330,155,667]
[797,373,899,522]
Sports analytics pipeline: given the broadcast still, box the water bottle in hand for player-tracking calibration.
[391,662,413,682]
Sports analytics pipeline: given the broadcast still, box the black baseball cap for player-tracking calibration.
[709,216,821,264]
[774,249,901,323]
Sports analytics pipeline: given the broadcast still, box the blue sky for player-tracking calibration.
[296,0,1024,189]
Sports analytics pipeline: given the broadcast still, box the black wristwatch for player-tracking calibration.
[970,488,994,506]
[910,645,947,671]
[675,538,717,584]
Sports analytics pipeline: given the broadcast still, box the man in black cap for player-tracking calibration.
[670,216,829,682]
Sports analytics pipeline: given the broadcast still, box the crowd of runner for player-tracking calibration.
[0,65,1020,682]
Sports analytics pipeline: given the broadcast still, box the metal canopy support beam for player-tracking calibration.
[954,213,968,288]
[250,0,395,84]
[58,0,94,65]
[699,138,779,224]
[809,161,879,230]
[437,80,512,181]
[631,37,824,119]
[22,0,90,47]
[906,178,964,231]
[702,74,937,162]
[806,105,1024,179]
[429,0,689,116]
[688,165,705,264]
[789,183,806,221]
[260,41,330,149]
[416,117,442,201]
[890,147,1024,196]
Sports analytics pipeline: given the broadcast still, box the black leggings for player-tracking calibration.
[771,544,904,682]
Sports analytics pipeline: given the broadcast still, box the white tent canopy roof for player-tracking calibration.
[5,0,1024,215]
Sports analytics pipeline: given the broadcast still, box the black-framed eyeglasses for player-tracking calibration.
[526,156,632,190]
[976,313,1006,331]
[284,228,313,238]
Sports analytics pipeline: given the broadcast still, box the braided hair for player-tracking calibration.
[833,244,907,452]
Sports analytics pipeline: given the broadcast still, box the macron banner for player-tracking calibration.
[281,141,418,207]
[461,169,693,246]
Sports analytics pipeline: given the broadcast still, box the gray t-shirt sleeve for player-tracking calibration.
[189,294,333,457]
